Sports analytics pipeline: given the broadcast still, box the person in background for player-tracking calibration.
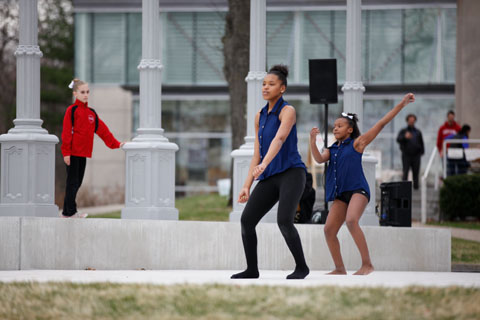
[446,124,471,176]
[397,114,424,190]
[437,110,461,157]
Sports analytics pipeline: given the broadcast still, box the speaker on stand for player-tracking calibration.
[308,59,338,224]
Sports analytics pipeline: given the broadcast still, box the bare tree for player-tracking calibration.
[223,0,250,204]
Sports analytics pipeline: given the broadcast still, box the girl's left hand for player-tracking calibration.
[120,142,125,148]
[252,163,266,179]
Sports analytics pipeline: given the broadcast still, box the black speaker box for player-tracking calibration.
[379,181,412,227]
[309,59,338,104]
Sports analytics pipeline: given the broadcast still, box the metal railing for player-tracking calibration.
[420,146,440,224]
[442,139,480,178]
[421,138,480,224]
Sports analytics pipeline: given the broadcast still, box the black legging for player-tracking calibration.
[234,167,309,279]
[63,156,86,216]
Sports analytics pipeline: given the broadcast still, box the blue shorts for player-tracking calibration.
[335,189,370,204]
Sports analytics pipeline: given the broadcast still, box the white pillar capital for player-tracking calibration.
[245,71,267,82]
[137,59,163,70]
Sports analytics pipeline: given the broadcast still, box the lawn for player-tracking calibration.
[0,282,479,320]
[88,193,230,221]
[452,237,480,264]
[428,221,480,231]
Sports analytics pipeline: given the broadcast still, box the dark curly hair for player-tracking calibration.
[268,64,289,87]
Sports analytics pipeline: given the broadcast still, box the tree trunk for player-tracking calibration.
[223,0,250,205]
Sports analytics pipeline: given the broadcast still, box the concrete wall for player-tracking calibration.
[456,0,480,139]
[1,217,450,271]
[78,86,132,206]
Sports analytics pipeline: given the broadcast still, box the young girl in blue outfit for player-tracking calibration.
[310,93,415,275]
[231,65,309,280]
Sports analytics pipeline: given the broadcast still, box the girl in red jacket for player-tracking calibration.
[61,79,124,218]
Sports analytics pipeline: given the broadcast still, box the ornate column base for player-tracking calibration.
[0,131,59,217]
[121,140,179,220]
[359,152,379,226]
[229,145,278,223]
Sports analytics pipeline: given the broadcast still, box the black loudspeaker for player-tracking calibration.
[379,181,412,227]
[309,59,338,104]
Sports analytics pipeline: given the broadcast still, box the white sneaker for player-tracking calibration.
[75,212,88,218]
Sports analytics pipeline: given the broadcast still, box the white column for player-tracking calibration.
[121,0,179,220]
[230,0,278,222]
[341,0,378,226]
[0,0,59,217]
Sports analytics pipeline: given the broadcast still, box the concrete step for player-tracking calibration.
[0,217,450,272]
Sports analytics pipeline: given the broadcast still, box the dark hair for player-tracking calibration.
[447,110,455,116]
[459,124,471,136]
[406,114,417,122]
[340,112,361,139]
[268,64,289,87]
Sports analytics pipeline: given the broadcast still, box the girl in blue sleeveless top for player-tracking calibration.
[310,93,415,275]
[231,65,309,280]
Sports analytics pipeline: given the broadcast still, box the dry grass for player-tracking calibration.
[1,283,479,320]
[452,237,480,264]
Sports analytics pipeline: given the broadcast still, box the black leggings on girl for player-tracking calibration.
[231,167,310,279]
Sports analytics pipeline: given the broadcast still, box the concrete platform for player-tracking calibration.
[0,217,450,272]
[0,270,478,288]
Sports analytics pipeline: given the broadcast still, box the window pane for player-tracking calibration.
[363,10,402,84]
[195,12,226,84]
[126,13,141,85]
[267,12,295,71]
[164,12,194,84]
[74,13,92,82]
[93,13,126,83]
[404,9,436,83]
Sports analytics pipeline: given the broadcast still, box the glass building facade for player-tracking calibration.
[74,7,456,190]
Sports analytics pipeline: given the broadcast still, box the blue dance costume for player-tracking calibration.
[326,137,370,204]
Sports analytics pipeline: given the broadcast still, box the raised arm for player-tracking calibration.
[354,93,415,153]
[310,127,330,164]
[252,105,296,179]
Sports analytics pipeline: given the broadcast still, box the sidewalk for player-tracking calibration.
[413,222,480,242]
[1,270,479,288]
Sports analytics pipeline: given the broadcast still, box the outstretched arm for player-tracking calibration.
[354,93,415,153]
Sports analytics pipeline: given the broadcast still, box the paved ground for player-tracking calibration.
[1,270,479,288]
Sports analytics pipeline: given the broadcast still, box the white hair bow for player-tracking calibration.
[68,80,74,89]
[341,112,353,119]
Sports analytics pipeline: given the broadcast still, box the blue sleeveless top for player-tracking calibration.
[325,137,370,202]
[257,97,306,180]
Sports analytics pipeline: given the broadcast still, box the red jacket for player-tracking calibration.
[61,99,121,158]
[436,121,461,153]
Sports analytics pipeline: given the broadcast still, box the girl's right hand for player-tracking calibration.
[400,93,415,107]
[238,187,250,203]
[310,127,320,141]
[64,156,70,166]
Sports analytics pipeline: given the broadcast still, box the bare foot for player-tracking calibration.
[326,268,347,275]
[353,264,374,275]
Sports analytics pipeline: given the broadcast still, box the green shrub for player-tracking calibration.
[439,174,480,220]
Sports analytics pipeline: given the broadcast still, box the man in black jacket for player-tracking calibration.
[397,114,424,189]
